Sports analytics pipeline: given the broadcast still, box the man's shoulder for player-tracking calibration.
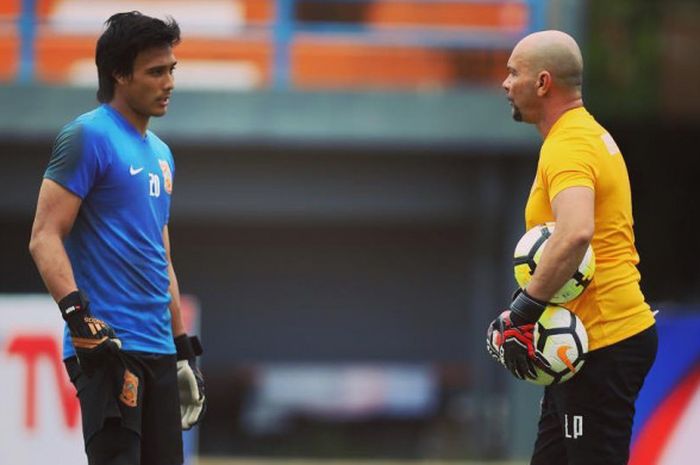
[540,129,603,167]
[543,112,605,154]
[555,108,607,140]
[58,106,113,141]
[146,130,173,156]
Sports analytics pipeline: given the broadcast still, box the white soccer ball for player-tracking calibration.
[513,222,595,304]
[529,305,588,385]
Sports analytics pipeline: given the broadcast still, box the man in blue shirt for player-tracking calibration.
[29,12,205,465]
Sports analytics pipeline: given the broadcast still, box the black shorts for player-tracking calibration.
[531,324,658,465]
[65,352,183,465]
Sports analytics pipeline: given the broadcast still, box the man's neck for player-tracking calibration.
[536,97,584,139]
[108,99,149,137]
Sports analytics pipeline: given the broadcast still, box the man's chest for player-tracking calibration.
[92,140,173,212]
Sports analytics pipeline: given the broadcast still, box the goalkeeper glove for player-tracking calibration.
[175,334,206,430]
[486,289,547,380]
[59,290,121,378]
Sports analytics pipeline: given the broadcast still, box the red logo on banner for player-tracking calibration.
[6,334,80,430]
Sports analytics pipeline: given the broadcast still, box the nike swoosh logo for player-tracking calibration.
[129,166,144,175]
[557,345,576,373]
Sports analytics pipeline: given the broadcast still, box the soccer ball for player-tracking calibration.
[529,305,588,385]
[513,222,595,304]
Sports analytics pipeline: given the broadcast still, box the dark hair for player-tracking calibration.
[95,11,180,103]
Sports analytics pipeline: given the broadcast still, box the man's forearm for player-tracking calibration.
[29,232,78,303]
[167,261,186,337]
[526,231,590,302]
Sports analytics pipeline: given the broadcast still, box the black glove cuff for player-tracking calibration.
[175,334,203,361]
[510,289,547,325]
[58,290,89,325]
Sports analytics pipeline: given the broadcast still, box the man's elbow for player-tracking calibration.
[569,225,594,249]
[28,231,41,261]
[28,228,50,262]
[556,221,594,250]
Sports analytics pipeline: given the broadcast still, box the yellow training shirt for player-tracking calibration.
[525,107,655,351]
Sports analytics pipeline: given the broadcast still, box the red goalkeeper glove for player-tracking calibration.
[486,290,547,380]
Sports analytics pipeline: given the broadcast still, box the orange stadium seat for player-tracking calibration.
[34,33,273,86]
[365,1,527,28]
[31,0,269,87]
[36,0,59,18]
[0,0,19,82]
[303,0,528,29]
[34,34,92,83]
[292,41,511,89]
[239,0,274,23]
[8,0,529,89]
[175,38,272,85]
[291,0,525,88]
[0,31,19,81]
[0,0,20,17]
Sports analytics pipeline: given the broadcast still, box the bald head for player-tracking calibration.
[512,30,583,91]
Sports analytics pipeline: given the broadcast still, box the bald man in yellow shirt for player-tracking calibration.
[487,31,657,465]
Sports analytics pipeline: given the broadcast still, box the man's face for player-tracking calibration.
[117,46,176,118]
[502,48,537,123]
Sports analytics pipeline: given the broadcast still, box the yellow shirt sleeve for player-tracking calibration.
[540,136,598,202]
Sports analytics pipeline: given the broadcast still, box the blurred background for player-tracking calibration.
[1,0,699,464]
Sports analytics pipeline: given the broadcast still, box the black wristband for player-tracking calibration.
[175,334,203,361]
[510,289,547,325]
[58,290,89,322]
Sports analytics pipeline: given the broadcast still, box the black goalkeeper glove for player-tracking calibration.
[175,334,206,430]
[486,289,547,380]
[59,290,121,378]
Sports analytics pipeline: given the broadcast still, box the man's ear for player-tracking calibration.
[536,71,551,96]
[113,72,129,86]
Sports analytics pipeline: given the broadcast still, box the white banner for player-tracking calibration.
[0,295,85,464]
[0,294,200,465]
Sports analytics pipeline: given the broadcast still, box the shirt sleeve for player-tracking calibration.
[540,136,598,202]
[44,122,107,199]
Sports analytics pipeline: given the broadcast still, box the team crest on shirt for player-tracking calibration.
[119,369,139,407]
[158,159,173,194]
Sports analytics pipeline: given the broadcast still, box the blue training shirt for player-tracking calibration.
[45,104,177,359]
